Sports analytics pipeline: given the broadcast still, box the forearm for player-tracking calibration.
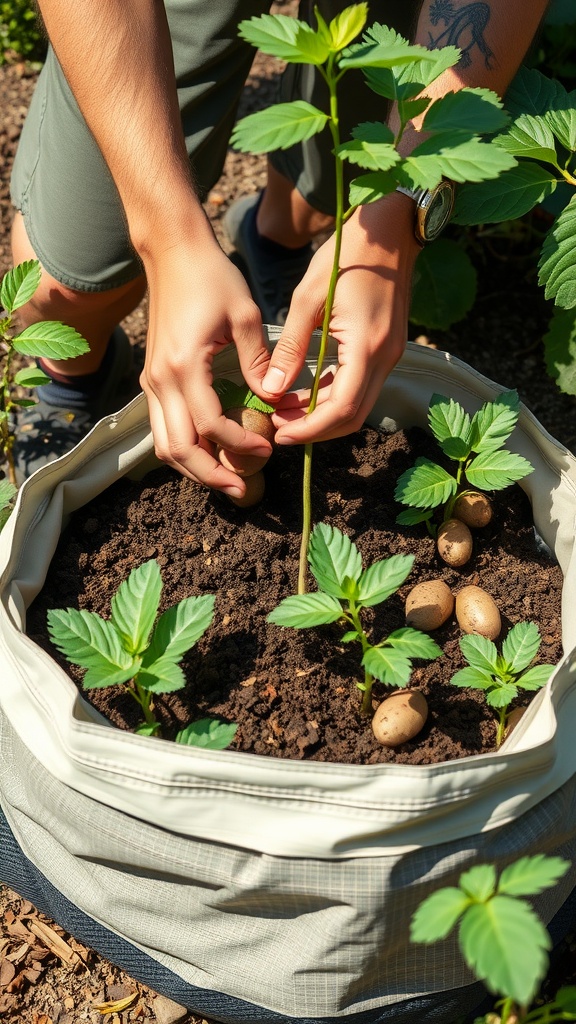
[36,0,214,264]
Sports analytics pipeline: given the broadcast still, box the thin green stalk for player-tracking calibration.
[130,677,162,735]
[496,707,508,747]
[345,604,374,716]
[0,329,17,486]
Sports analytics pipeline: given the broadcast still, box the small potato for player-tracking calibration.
[219,407,275,478]
[437,518,473,567]
[453,492,493,528]
[372,690,428,747]
[228,470,265,508]
[455,584,501,640]
[405,580,454,631]
[505,706,526,738]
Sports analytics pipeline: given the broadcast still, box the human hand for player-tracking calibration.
[140,238,274,498]
[262,191,421,445]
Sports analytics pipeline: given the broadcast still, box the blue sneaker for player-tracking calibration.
[14,325,140,482]
[223,192,312,325]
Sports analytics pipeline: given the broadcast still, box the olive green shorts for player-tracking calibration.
[11,0,417,291]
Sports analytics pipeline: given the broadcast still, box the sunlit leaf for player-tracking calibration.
[453,163,556,225]
[328,3,367,50]
[466,449,533,490]
[13,321,89,360]
[267,591,343,628]
[110,559,162,655]
[231,102,330,154]
[498,855,570,897]
[494,113,559,166]
[411,887,471,943]
[362,644,412,686]
[485,682,518,708]
[0,259,41,313]
[450,666,495,690]
[459,864,497,902]
[47,607,137,688]
[238,14,329,64]
[308,522,363,597]
[428,393,471,447]
[337,122,399,172]
[401,134,517,191]
[348,169,399,205]
[143,593,215,665]
[137,656,185,693]
[538,196,576,309]
[395,457,457,509]
[13,366,52,388]
[518,664,555,690]
[460,633,499,673]
[545,101,576,152]
[468,390,520,453]
[176,717,238,749]
[357,554,414,606]
[501,621,541,673]
[340,35,436,70]
[387,627,442,660]
[423,89,508,136]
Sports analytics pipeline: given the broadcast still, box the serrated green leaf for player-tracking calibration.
[466,449,534,491]
[13,365,52,388]
[398,97,430,124]
[337,122,399,172]
[362,644,412,686]
[544,306,576,396]
[539,197,576,309]
[341,629,360,643]
[459,864,497,902]
[135,722,158,737]
[0,479,16,509]
[423,89,508,136]
[348,169,399,205]
[453,163,557,225]
[451,666,495,690]
[231,102,329,154]
[267,592,343,628]
[486,682,518,708]
[498,855,570,897]
[360,24,459,88]
[545,101,576,152]
[460,633,499,673]
[238,15,329,64]
[428,394,471,447]
[0,259,41,313]
[494,113,559,166]
[387,627,442,660]
[410,887,472,943]
[395,457,457,509]
[213,378,247,410]
[47,607,137,688]
[401,135,517,191]
[501,621,541,673]
[308,522,363,598]
[13,321,89,360]
[504,66,567,119]
[468,390,519,453]
[244,392,275,414]
[176,717,238,749]
[340,35,437,70]
[328,3,367,50]
[143,593,215,665]
[137,656,185,693]
[518,664,554,690]
[554,986,576,1014]
[110,560,162,655]
[410,239,477,330]
[459,895,550,1004]
[357,554,414,607]
[396,507,435,526]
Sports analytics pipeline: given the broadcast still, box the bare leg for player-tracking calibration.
[257,161,334,249]
[11,212,147,374]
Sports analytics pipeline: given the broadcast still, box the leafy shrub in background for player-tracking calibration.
[0,0,45,65]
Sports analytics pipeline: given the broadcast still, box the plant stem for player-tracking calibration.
[297,55,348,594]
[345,605,375,716]
[0,333,17,486]
[496,707,507,747]
[130,678,162,735]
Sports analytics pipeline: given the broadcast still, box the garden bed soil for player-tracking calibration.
[27,424,564,765]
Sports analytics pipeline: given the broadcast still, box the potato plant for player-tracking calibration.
[47,559,237,748]
[268,522,441,715]
[410,854,575,1021]
[232,3,515,593]
[451,621,555,746]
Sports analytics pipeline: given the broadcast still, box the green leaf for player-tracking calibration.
[245,392,275,414]
[423,89,509,136]
[465,449,534,491]
[308,522,363,598]
[336,122,399,172]
[328,3,367,50]
[12,398,37,409]
[13,322,89,360]
[518,664,554,690]
[485,682,518,708]
[387,627,442,660]
[453,163,557,225]
[267,592,343,628]
[451,666,495,691]
[504,66,567,119]
[13,366,52,388]
[554,987,576,1015]
[469,390,519,453]
[394,457,457,509]
[494,113,559,166]
[410,239,477,330]
[398,97,430,125]
[544,306,576,396]
[362,644,412,686]
[539,197,576,309]
[410,887,472,943]
[460,634,499,673]
[459,864,497,902]
[231,102,330,154]
[396,507,435,526]
[0,479,16,510]
[110,560,162,656]
[238,14,329,64]
[0,259,41,314]
[498,855,570,897]
[501,621,541,673]
[348,170,399,205]
[47,607,137,688]
[136,656,185,693]
[175,717,238,750]
[401,135,517,191]
[458,895,551,1004]
[545,101,576,152]
[143,593,215,665]
[341,629,360,643]
[135,722,158,737]
[360,24,460,88]
[428,393,471,448]
[340,35,437,71]
[357,553,414,607]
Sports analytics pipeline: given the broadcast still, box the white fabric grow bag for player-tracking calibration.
[1,335,576,1018]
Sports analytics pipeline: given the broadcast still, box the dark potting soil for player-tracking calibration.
[27,424,564,766]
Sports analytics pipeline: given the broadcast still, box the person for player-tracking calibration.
[10,0,547,497]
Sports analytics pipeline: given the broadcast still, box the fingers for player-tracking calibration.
[259,280,324,400]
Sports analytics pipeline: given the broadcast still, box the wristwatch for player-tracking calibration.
[396,180,455,246]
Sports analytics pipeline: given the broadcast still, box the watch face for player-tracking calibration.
[419,183,454,243]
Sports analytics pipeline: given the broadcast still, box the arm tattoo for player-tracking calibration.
[427,1,496,70]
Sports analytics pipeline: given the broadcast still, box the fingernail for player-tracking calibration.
[262,367,286,393]
[224,485,244,499]
[275,435,295,446]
